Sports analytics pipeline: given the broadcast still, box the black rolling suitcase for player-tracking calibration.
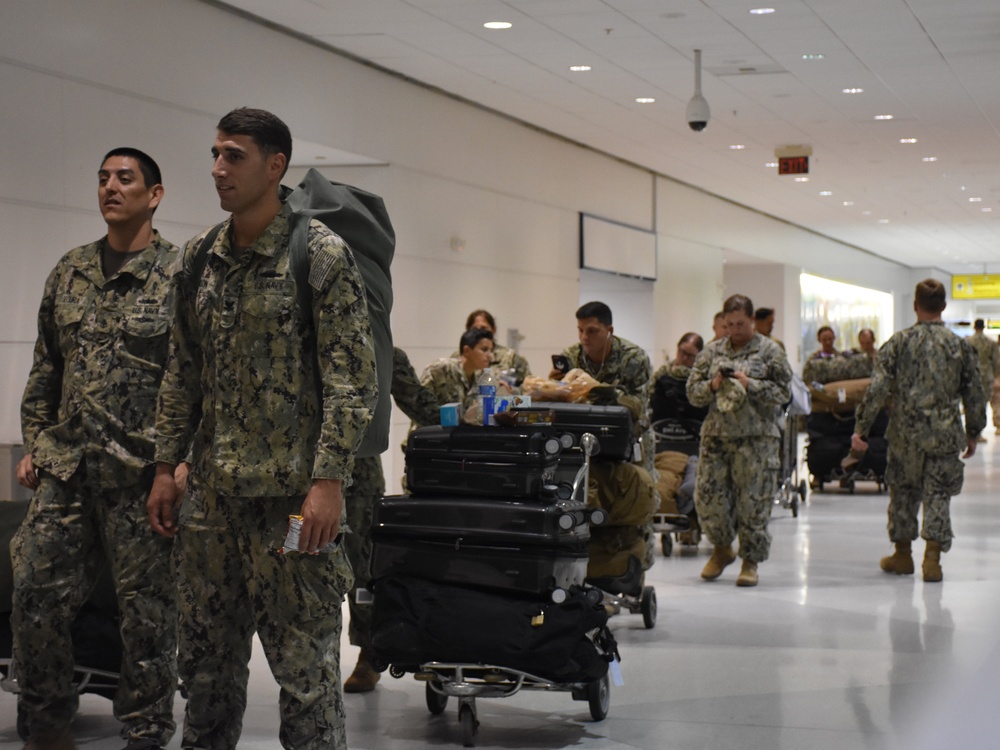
[406,424,562,498]
[371,574,617,683]
[371,494,595,596]
[511,402,636,462]
[807,433,850,481]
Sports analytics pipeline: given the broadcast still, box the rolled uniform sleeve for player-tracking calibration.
[391,347,440,427]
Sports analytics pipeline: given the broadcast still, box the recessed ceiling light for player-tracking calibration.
[922,156,938,162]
[802,54,825,60]
[795,177,809,182]
[878,219,890,224]
[569,65,592,72]
[862,210,872,215]
[483,21,512,29]
[874,114,894,120]
[750,8,776,15]
[899,138,918,144]
[983,208,994,213]
[819,191,833,196]
[729,144,746,150]
[970,197,983,202]
[765,162,778,168]
[635,97,656,104]
[843,201,855,206]
[842,88,864,94]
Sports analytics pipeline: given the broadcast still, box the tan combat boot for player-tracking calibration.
[700,545,737,581]
[922,541,943,583]
[880,541,914,575]
[344,649,380,693]
[24,727,76,750]
[736,560,759,587]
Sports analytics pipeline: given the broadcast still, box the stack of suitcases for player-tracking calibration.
[370,407,631,684]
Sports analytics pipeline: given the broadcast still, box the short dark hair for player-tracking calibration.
[465,309,497,332]
[817,325,834,338]
[217,107,292,177]
[713,311,724,323]
[859,328,875,341]
[914,279,946,314]
[975,318,985,330]
[576,301,612,326]
[101,147,161,189]
[678,332,704,351]
[754,307,774,321]
[459,327,493,353]
[722,294,754,318]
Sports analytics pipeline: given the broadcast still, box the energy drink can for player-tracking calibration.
[281,515,341,554]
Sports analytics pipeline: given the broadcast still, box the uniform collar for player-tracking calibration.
[217,204,292,260]
[73,230,166,286]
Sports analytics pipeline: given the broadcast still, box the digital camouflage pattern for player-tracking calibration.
[967,330,1000,396]
[174,483,354,750]
[419,357,479,412]
[345,348,439,651]
[802,352,874,386]
[23,233,179,487]
[855,321,986,550]
[14,233,179,741]
[156,205,375,750]
[12,471,176,741]
[155,205,377,493]
[694,436,780,562]
[687,333,791,564]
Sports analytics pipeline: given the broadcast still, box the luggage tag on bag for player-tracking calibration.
[610,656,624,686]
[632,441,642,463]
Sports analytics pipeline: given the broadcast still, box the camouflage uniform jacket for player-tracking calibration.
[561,336,652,421]
[967,330,1000,390]
[420,357,479,411]
[22,232,179,488]
[855,321,986,453]
[154,205,376,496]
[392,347,439,427]
[687,333,793,438]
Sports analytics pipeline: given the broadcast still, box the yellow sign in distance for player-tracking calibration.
[952,275,1000,299]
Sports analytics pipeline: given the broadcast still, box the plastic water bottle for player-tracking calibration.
[477,367,497,426]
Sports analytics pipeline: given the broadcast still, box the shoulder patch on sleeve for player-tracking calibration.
[309,247,339,291]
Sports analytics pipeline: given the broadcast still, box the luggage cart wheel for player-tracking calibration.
[459,703,478,747]
[640,586,657,629]
[587,671,611,721]
[426,682,448,715]
[660,533,673,557]
[798,479,809,504]
[791,495,799,518]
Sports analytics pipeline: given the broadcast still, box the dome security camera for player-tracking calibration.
[686,94,710,132]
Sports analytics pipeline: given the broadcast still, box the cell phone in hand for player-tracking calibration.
[552,354,570,374]
[719,367,735,378]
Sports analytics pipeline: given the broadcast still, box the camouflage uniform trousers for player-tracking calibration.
[344,455,385,653]
[174,477,354,750]
[11,466,177,742]
[884,442,964,553]
[992,377,1000,429]
[694,436,780,563]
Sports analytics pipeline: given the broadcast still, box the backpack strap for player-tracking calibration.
[287,214,315,331]
[189,222,225,286]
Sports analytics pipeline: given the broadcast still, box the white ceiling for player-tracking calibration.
[216,0,1000,274]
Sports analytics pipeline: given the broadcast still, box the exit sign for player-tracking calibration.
[778,156,809,174]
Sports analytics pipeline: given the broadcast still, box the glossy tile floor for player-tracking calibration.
[5,437,1000,749]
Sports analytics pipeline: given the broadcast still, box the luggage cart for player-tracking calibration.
[774,407,808,517]
[394,661,611,748]
[650,419,701,557]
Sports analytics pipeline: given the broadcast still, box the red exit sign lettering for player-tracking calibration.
[778,156,809,174]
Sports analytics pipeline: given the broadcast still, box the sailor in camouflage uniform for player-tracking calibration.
[454,309,532,384]
[966,318,999,440]
[420,328,495,418]
[147,109,376,750]
[342,347,440,694]
[687,294,792,587]
[852,280,986,583]
[12,148,180,750]
[554,301,656,568]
